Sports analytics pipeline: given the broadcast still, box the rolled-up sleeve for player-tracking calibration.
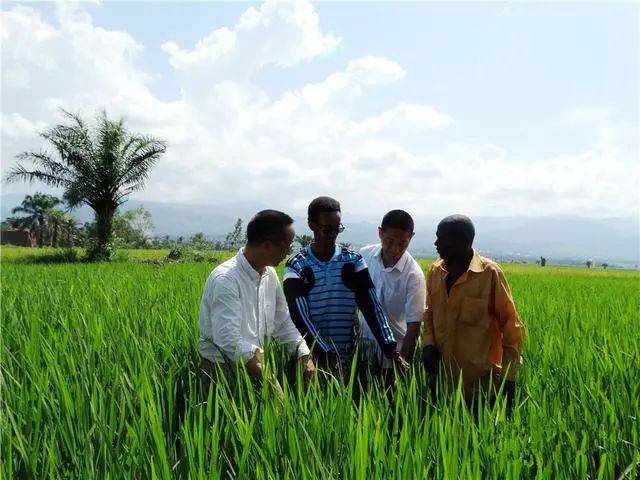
[209,281,260,363]
[493,268,526,381]
[272,279,310,358]
[404,266,427,325]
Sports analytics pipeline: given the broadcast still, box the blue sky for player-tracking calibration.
[1,1,638,218]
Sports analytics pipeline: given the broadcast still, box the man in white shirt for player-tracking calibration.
[359,210,426,372]
[198,210,315,390]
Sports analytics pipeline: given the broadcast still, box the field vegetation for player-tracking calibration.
[1,246,638,478]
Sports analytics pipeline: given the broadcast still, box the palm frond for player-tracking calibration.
[41,125,94,180]
[64,182,97,210]
[93,114,128,199]
[5,165,69,188]
[16,151,74,181]
[114,185,142,205]
[10,205,30,215]
[60,109,92,145]
[117,136,166,189]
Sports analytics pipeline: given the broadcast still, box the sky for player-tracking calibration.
[1,1,638,219]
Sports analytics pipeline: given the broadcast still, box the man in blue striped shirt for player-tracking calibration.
[283,196,409,375]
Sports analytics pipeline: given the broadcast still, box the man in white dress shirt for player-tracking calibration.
[359,210,426,372]
[198,210,315,389]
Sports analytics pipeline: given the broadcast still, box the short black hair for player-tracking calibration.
[438,214,475,247]
[246,210,294,245]
[308,196,341,222]
[381,209,414,233]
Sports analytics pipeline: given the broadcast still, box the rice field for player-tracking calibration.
[1,246,638,479]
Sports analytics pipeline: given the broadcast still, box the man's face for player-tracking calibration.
[378,227,414,265]
[434,224,466,262]
[309,211,342,251]
[266,224,295,266]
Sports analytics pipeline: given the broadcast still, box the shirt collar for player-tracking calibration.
[375,244,410,273]
[468,250,485,273]
[236,248,264,281]
[306,244,339,264]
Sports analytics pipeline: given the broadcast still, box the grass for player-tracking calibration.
[0,246,174,263]
[1,246,639,478]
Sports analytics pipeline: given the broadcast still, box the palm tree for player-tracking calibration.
[295,234,313,248]
[10,193,62,246]
[67,218,79,247]
[1,217,23,229]
[5,110,166,260]
[46,209,79,247]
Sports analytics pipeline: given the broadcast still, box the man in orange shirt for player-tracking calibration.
[422,215,525,408]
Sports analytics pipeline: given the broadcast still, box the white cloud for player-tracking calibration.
[1,113,46,140]
[567,106,637,159]
[1,6,60,70]
[438,144,637,217]
[2,67,31,88]
[1,1,637,219]
[350,102,454,136]
[345,56,405,85]
[161,0,341,95]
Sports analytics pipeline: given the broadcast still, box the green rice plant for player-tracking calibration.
[1,250,638,478]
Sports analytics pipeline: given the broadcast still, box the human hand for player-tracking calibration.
[422,345,440,374]
[391,351,410,376]
[245,353,263,385]
[299,355,316,384]
[503,380,516,412]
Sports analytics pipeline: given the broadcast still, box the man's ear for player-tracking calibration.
[378,227,383,241]
[261,239,273,254]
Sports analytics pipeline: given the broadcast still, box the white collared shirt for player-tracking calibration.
[199,248,310,363]
[358,244,426,347]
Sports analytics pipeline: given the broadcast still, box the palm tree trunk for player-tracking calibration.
[37,227,44,248]
[91,207,116,260]
[52,224,59,248]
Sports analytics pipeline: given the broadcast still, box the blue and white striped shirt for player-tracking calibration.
[284,245,396,357]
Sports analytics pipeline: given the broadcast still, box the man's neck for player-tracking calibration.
[443,250,472,294]
[445,249,474,275]
[311,242,335,262]
[380,249,396,269]
[242,246,267,275]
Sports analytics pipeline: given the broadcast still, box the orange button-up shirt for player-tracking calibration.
[422,251,525,386]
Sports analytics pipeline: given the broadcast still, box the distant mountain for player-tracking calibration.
[2,193,638,266]
[333,216,639,266]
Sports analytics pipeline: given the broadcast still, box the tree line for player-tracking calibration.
[2,110,321,260]
[2,192,324,255]
[2,194,246,252]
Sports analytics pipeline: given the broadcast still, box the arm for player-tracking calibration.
[208,281,263,381]
[401,324,421,362]
[282,265,332,353]
[399,268,427,361]
[422,267,436,347]
[272,276,312,359]
[342,261,397,358]
[421,267,440,373]
[492,268,526,382]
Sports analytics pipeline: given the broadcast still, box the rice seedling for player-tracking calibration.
[1,248,638,478]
